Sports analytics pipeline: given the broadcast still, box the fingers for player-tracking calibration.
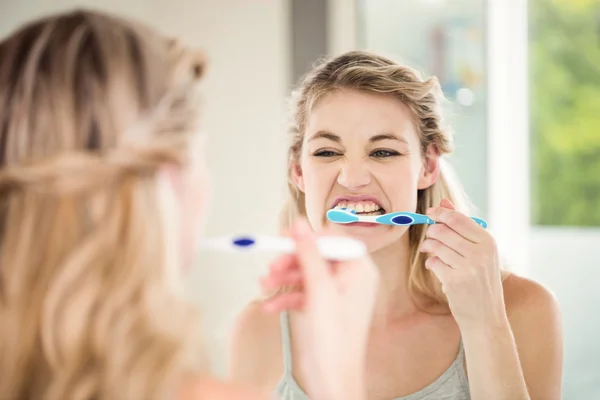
[269,254,296,274]
[262,291,304,313]
[260,253,302,290]
[260,269,303,290]
[290,218,332,292]
[425,223,471,257]
[420,238,462,268]
[260,218,335,304]
[439,198,455,210]
[424,255,453,288]
[426,200,483,243]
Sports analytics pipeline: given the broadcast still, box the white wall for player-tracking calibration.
[529,229,600,398]
[0,0,291,376]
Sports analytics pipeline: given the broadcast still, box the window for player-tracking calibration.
[529,0,600,227]
[357,0,489,216]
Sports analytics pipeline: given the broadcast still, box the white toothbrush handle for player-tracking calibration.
[253,236,367,260]
[200,235,366,261]
[315,236,367,260]
[252,236,295,252]
[353,215,380,223]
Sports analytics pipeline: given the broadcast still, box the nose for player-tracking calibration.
[337,160,371,190]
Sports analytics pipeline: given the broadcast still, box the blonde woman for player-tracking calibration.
[0,11,379,400]
[230,51,563,399]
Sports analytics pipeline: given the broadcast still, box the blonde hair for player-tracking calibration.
[0,10,206,399]
[281,50,504,309]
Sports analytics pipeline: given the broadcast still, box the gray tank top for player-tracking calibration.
[274,311,471,400]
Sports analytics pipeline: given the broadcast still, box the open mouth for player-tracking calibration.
[331,200,385,216]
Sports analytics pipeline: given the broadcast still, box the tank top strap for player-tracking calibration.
[456,337,465,365]
[279,311,293,376]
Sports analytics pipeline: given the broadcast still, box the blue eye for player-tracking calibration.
[371,149,400,158]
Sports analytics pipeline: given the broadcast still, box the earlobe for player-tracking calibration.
[418,145,440,190]
[291,162,305,193]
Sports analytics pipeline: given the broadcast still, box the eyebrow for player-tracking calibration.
[308,130,409,145]
[307,131,341,143]
[369,133,409,145]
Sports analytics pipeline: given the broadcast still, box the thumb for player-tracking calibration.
[439,198,456,210]
[290,218,331,292]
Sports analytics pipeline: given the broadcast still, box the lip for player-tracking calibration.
[330,195,385,210]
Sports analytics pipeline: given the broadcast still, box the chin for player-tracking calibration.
[365,235,406,255]
[326,222,408,254]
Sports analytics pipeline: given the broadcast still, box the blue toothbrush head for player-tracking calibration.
[472,217,488,228]
[326,208,359,224]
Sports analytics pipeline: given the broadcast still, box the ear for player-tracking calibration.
[291,162,305,193]
[417,144,440,190]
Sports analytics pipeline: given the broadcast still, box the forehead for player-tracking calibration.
[306,89,417,141]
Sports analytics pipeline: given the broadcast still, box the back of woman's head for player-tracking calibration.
[0,9,205,399]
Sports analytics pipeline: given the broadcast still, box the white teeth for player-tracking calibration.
[333,200,382,213]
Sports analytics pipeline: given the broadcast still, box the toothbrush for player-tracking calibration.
[327,208,488,229]
[199,234,367,261]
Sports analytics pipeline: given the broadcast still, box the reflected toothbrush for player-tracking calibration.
[199,234,367,261]
[326,208,488,229]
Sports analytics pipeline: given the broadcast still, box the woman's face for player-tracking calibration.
[293,89,438,253]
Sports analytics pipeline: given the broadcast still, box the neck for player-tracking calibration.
[369,234,417,323]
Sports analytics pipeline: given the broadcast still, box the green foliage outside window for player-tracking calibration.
[530,0,600,226]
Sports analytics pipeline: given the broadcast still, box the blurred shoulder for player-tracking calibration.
[232,298,282,342]
[178,376,268,400]
[227,298,282,383]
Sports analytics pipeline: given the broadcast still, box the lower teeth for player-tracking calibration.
[358,210,384,216]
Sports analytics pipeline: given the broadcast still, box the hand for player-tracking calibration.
[260,218,378,400]
[421,199,507,330]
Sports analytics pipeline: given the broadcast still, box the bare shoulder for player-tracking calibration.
[230,299,281,348]
[502,273,561,325]
[502,273,563,398]
[227,299,282,385]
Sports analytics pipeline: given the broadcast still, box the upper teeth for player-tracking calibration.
[334,201,382,213]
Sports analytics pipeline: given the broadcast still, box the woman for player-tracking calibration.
[230,51,563,399]
[0,10,379,400]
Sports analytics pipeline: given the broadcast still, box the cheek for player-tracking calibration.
[300,159,337,227]
[377,159,422,210]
